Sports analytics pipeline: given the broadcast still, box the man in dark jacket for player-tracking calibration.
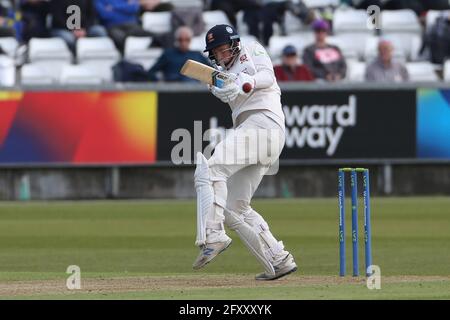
[50,0,107,52]
[303,19,347,82]
[148,26,209,82]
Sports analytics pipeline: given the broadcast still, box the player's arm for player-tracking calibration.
[249,42,277,89]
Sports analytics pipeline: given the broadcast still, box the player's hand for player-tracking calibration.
[209,82,240,103]
[236,72,255,94]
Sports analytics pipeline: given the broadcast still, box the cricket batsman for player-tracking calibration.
[193,24,297,280]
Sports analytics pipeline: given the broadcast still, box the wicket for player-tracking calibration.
[338,168,372,277]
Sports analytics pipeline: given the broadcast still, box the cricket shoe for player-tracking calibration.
[193,238,232,270]
[255,253,297,281]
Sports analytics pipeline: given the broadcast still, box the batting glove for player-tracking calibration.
[209,82,240,103]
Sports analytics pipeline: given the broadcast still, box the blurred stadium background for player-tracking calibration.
[0,0,449,200]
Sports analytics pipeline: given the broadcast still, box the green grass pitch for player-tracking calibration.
[0,197,449,299]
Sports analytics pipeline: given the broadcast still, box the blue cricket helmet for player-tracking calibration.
[204,24,241,68]
[204,24,240,53]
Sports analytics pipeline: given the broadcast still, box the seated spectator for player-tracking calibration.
[274,45,314,82]
[95,0,157,52]
[303,19,347,82]
[365,39,409,82]
[210,0,262,40]
[148,26,210,82]
[50,0,107,52]
[0,0,16,37]
[424,11,450,64]
[20,0,50,41]
[261,0,314,46]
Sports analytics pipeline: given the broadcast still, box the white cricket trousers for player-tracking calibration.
[205,111,289,264]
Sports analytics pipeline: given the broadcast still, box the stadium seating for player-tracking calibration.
[346,60,366,82]
[190,34,206,52]
[142,12,172,34]
[77,37,120,62]
[240,35,258,45]
[303,0,339,8]
[269,34,315,60]
[333,8,373,60]
[381,9,421,33]
[21,63,57,85]
[327,34,362,60]
[0,37,18,58]
[125,37,163,69]
[0,55,15,86]
[284,10,307,35]
[28,38,72,63]
[76,37,120,80]
[236,11,248,36]
[333,9,372,34]
[444,60,450,82]
[59,65,105,85]
[203,10,231,31]
[6,4,450,84]
[406,62,440,82]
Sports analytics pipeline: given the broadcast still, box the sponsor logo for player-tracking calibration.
[207,33,214,43]
[226,26,233,34]
[240,54,248,63]
[283,95,357,156]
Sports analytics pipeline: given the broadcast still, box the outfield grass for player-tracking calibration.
[0,198,449,299]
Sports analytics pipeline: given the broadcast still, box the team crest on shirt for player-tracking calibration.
[240,54,248,63]
[207,33,214,43]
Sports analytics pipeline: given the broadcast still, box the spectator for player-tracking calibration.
[274,45,314,82]
[260,0,314,46]
[303,19,347,82]
[148,26,210,82]
[210,0,261,40]
[95,0,156,52]
[49,0,107,52]
[424,11,450,64]
[365,39,409,82]
[0,0,16,37]
[20,0,50,41]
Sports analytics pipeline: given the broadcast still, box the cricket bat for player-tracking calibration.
[180,59,253,92]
